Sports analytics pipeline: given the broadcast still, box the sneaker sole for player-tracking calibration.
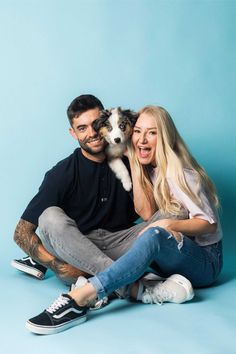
[11,260,45,280]
[25,315,87,335]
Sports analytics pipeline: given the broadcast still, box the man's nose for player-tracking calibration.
[88,125,97,136]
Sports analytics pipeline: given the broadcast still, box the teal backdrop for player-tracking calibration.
[0,0,235,265]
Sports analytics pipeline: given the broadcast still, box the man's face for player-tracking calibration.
[69,108,106,159]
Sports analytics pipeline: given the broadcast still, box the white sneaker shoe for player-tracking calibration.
[71,276,109,311]
[142,274,194,305]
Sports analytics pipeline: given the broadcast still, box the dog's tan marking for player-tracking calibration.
[99,126,109,138]
[124,124,133,138]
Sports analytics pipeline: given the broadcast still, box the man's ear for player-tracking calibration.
[69,127,78,140]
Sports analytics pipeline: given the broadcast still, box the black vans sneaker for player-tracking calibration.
[26,294,88,335]
[11,256,47,279]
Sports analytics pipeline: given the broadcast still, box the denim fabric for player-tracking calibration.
[38,206,145,275]
[38,206,186,277]
[89,227,223,299]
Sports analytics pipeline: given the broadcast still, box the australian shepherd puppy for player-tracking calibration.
[92,107,138,191]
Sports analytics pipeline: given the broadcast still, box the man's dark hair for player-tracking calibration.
[67,94,104,126]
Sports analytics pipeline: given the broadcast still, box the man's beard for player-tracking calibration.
[78,136,106,156]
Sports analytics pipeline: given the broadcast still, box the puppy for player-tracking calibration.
[92,107,138,191]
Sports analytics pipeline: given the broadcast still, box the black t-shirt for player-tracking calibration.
[21,148,138,234]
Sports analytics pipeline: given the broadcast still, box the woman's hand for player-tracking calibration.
[138,219,182,242]
[138,218,183,241]
[126,148,157,220]
[138,217,217,238]
[139,219,174,236]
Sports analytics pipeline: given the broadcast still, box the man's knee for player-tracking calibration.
[38,206,64,230]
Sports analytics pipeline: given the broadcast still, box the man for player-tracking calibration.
[12,94,143,287]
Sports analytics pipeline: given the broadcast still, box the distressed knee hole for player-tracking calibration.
[168,232,184,250]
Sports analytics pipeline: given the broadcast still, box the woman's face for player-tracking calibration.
[132,112,157,166]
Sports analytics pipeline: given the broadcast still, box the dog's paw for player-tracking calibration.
[122,180,132,192]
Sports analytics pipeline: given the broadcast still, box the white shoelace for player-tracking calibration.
[145,284,174,305]
[47,295,70,314]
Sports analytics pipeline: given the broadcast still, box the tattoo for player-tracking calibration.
[48,259,87,284]
[14,219,87,284]
[48,258,69,277]
[14,219,41,260]
[14,219,56,268]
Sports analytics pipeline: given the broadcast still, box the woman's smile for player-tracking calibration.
[132,112,157,165]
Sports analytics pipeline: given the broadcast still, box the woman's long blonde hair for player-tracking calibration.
[130,105,219,215]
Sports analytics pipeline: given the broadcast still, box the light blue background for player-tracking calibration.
[0,1,235,353]
[1,0,235,252]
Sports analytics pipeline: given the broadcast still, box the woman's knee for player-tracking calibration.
[138,226,167,249]
[142,226,170,239]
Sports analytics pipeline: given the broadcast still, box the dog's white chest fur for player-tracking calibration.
[105,109,132,191]
[108,157,132,192]
[93,107,138,192]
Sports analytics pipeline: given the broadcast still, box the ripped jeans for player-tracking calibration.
[89,227,223,299]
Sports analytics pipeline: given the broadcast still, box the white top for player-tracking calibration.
[148,167,223,246]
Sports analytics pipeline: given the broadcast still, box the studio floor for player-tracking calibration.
[2,247,236,354]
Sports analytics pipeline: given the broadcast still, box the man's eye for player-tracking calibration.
[149,131,157,135]
[78,127,86,132]
[133,129,140,134]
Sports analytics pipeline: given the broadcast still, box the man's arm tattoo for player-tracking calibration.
[14,219,42,261]
[13,219,85,282]
[14,219,56,268]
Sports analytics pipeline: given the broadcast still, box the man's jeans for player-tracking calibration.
[89,227,223,299]
[39,206,146,276]
[39,206,187,278]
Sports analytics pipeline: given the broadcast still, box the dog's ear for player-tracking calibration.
[101,109,111,118]
[92,110,110,132]
[122,109,139,127]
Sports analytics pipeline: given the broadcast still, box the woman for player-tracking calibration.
[26,106,223,335]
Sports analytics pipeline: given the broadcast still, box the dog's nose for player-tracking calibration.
[114,138,121,144]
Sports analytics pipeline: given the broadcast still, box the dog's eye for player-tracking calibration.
[107,126,112,132]
[119,123,126,131]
